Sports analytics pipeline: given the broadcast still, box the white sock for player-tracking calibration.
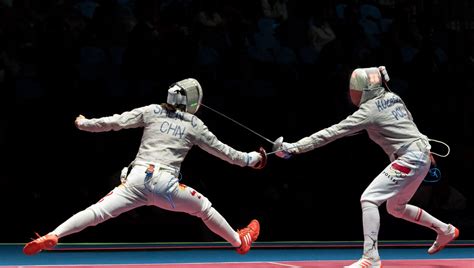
[361,201,380,260]
[201,207,241,247]
[399,205,449,234]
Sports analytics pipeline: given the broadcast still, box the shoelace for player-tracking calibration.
[29,232,42,242]
[239,226,255,236]
[237,227,249,235]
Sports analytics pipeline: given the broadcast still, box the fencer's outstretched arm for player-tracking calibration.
[75,105,151,132]
[195,120,262,168]
[284,105,371,154]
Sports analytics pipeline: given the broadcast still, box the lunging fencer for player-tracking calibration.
[275,67,459,268]
[24,78,265,256]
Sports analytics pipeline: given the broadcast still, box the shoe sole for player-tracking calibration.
[23,240,57,255]
[343,261,382,267]
[429,227,459,255]
[23,242,42,255]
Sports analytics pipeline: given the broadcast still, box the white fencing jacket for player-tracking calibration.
[76,104,251,170]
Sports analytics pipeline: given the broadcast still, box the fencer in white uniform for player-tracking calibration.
[24,78,263,256]
[276,67,459,268]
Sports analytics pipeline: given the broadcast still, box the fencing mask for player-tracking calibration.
[349,66,389,105]
[167,78,203,114]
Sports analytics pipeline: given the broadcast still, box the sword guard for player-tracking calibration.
[252,147,267,169]
[272,136,284,152]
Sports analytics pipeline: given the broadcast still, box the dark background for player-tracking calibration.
[2,0,473,244]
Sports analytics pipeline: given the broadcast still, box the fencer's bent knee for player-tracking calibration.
[386,200,405,218]
[361,200,379,210]
[199,206,214,222]
[360,195,381,207]
[86,204,116,225]
[192,203,213,220]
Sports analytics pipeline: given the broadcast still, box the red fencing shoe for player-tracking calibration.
[23,233,58,255]
[236,219,260,255]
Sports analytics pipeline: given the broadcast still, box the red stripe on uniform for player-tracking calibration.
[415,208,423,222]
[391,163,411,174]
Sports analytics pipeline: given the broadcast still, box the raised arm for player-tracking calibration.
[75,106,150,132]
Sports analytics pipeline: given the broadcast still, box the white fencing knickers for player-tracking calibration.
[51,163,241,247]
[361,140,431,207]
